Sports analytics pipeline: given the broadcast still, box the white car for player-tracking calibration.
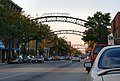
[84,45,120,81]
[34,55,44,63]
[71,54,80,62]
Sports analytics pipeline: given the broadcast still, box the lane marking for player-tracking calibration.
[0,68,86,72]
[0,73,26,80]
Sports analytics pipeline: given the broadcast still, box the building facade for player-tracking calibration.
[111,12,120,45]
[0,0,22,12]
[9,0,22,12]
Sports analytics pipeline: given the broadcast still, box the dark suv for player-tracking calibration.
[90,44,111,64]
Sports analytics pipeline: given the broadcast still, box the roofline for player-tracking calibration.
[111,12,120,23]
[10,0,23,10]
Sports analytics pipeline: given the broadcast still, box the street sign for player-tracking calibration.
[108,33,114,45]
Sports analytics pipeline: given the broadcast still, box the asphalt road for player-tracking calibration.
[0,60,87,81]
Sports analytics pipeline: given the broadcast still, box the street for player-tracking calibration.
[0,59,87,81]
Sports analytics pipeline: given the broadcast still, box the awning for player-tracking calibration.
[11,48,21,51]
[5,48,21,51]
[0,40,5,49]
[0,40,20,50]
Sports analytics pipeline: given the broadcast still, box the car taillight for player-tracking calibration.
[86,57,89,62]
[90,54,96,63]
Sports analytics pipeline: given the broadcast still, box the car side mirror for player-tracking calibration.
[84,62,92,68]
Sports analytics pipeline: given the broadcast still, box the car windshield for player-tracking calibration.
[99,47,120,69]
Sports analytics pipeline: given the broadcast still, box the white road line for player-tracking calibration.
[0,73,26,80]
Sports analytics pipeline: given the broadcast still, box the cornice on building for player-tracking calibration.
[1,0,22,12]
[10,0,23,11]
[111,12,120,23]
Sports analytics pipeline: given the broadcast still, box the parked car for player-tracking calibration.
[90,44,111,64]
[60,56,65,60]
[33,55,44,63]
[84,45,120,81]
[23,55,34,63]
[47,57,52,61]
[71,54,80,62]
[44,57,52,61]
[52,56,60,61]
[8,56,23,64]
[65,56,71,60]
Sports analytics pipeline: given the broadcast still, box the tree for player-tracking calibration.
[0,0,55,58]
[82,11,111,45]
[39,34,71,56]
[70,47,82,55]
[0,0,72,59]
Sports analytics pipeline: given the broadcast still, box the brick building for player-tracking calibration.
[111,12,120,45]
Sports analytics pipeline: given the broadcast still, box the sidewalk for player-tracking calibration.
[0,62,7,65]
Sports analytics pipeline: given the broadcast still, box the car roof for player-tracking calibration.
[96,45,120,56]
[95,44,110,46]
[92,44,111,54]
[100,45,120,50]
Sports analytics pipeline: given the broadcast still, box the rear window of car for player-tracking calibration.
[98,47,120,69]
[73,55,79,57]
[93,45,108,55]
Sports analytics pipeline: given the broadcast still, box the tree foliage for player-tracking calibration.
[0,0,54,56]
[82,11,111,46]
[0,0,72,56]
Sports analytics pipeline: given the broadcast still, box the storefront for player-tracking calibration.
[0,40,21,63]
[0,40,5,62]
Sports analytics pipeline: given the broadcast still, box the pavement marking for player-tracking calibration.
[0,68,86,72]
[0,73,26,80]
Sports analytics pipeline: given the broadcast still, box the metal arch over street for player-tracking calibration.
[53,30,83,36]
[30,13,88,27]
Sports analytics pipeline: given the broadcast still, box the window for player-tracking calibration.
[99,47,120,69]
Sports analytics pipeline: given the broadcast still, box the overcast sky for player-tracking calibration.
[12,0,120,45]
